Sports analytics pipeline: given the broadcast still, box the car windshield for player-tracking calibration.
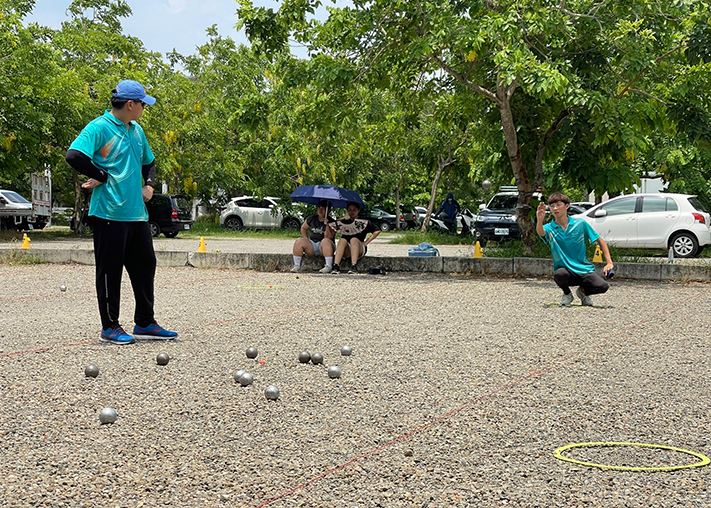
[487,194,518,210]
[1,191,30,204]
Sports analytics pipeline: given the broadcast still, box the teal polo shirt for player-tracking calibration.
[69,111,154,221]
[539,216,600,274]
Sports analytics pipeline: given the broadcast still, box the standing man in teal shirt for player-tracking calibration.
[66,80,177,344]
[536,192,614,306]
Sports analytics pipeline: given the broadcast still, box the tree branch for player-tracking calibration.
[628,88,668,104]
[429,53,499,104]
[534,108,574,188]
[616,44,684,98]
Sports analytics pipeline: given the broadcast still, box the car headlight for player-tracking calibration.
[476,215,486,222]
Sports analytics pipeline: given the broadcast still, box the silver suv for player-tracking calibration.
[219,196,302,230]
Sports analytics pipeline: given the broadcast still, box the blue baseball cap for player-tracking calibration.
[112,80,156,105]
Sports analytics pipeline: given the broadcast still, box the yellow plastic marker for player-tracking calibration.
[21,233,31,249]
[473,241,483,258]
[198,237,206,253]
[593,245,602,262]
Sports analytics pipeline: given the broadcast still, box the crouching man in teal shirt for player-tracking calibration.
[536,192,614,307]
[65,80,177,344]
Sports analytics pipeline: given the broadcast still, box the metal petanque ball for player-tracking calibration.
[341,345,353,356]
[311,352,324,365]
[99,407,117,424]
[264,385,280,400]
[246,347,258,359]
[327,365,342,379]
[239,372,254,386]
[59,284,67,292]
[233,369,246,383]
[298,351,311,363]
[156,352,170,366]
[84,364,100,378]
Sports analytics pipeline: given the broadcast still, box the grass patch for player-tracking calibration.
[0,250,46,265]
[389,230,478,246]
[0,227,87,242]
[183,221,301,239]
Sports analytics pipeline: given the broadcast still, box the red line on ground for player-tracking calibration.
[253,294,694,507]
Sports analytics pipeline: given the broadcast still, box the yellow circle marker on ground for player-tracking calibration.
[554,442,710,472]
[237,284,285,290]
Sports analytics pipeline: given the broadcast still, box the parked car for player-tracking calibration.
[571,201,595,210]
[474,188,544,245]
[71,193,193,238]
[219,196,302,231]
[580,193,711,258]
[360,207,398,232]
[0,189,48,231]
[567,204,588,215]
[145,194,193,238]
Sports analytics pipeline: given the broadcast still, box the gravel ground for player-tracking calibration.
[1,264,710,507]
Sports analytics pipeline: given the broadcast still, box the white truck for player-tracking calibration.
[0,173,51,231]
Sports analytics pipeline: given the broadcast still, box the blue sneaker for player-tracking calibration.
[100,325,135,345]
[133,322,178,341]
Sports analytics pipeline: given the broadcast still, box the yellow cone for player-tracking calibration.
[198,237,206,253]
[473,241,483,258]
[21,233,30,249]
[593,245,603,263]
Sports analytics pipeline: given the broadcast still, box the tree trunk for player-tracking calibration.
[421,153,447,232]
[498,85,536,254]
[72,170,85,234]
[395,183,401,231]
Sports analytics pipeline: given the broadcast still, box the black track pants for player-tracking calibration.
[92,218,156,330]
[554,267,609,296]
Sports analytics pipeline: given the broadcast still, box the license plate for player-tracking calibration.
[184,224,191,230]
[494,228,509,235]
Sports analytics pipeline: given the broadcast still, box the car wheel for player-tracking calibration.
[670,232,698,258]
[282,218,300,230]
[149,221,161,237]
[164,231,179,238]
[379,221,391,232]
[225,216,243,230]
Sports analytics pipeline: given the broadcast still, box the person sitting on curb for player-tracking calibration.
[291,200,335,273]
[536,192,614,307]
[328,201,380,274]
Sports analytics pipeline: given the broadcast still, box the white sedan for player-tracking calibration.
[580,193,711,258]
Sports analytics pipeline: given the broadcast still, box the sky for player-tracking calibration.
[26,0,331,59]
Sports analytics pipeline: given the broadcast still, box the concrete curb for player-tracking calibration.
[6,248,711,282]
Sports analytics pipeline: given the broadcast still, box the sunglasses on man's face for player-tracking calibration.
[131,100,146,108]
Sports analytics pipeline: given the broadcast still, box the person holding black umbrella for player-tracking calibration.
[291,200,335,273]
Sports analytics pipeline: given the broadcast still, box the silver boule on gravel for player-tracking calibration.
[98,407,117,424]
[84,364,99,378]
[245,347,258,359]
[341,345,353,356]
[233,369,246,382]
[327,365,341,379]
[156,352,170,366]
[311,352,324,365]
[298,351,311,363]
[59,284,67,292]
[264,385,280,400]
[239,372,254,386]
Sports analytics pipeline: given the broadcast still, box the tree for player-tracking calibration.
[238,0,710,250]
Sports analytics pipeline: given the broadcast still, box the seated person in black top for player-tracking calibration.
[328,201,380,274]
[291,200,335,273]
